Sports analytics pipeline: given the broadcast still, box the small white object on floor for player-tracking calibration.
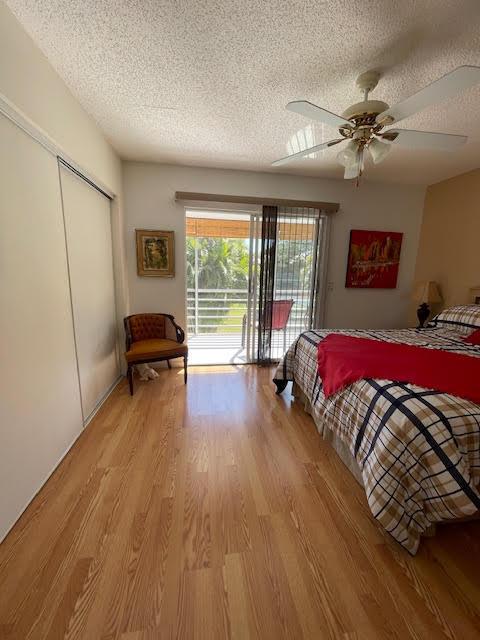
[136,363,159,380]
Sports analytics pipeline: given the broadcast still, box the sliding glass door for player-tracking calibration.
[185,206,328,365]
[186,209,255,365]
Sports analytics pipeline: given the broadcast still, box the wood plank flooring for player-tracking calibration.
[1,365,479,639]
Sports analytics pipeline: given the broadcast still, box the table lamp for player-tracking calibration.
[412,281,442,328]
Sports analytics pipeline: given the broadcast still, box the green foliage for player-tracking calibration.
[186,235,314,334]
[275,239,314,290]
[187,236,313,290]
[186,237,249,289]
[186,237,250,333]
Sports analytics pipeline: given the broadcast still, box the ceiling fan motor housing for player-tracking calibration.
[340,71,389,131]
[341,100,390,121]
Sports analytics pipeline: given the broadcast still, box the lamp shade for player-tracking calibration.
[336,141,357,167]
[342,147,366,180]
[368,138,392,165]
[412,281,442,304]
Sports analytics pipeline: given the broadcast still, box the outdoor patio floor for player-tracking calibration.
[187,334,248,365]
[187,333,293,365]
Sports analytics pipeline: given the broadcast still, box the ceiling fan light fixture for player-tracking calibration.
[344,147,365,180]
[336,140,358,167]
[368,137,392,164]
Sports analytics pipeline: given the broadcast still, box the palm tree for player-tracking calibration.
[197,238,234,289]
[186,237,250,332]
[186,237,196,289]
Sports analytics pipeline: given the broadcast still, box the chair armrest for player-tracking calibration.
[165,314,185,343]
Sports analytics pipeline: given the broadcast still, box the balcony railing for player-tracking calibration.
[187,287,311,336]
[187,288,246,335]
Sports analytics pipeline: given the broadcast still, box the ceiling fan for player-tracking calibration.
[273,66,480,182]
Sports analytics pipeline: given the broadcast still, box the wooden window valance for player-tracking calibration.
[175,192,339,213]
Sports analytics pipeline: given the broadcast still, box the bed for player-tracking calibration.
[273,304,480,554]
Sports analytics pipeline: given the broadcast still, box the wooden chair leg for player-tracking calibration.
[127,365,134,396]
[183,355,188,384]
[167,359,171,369]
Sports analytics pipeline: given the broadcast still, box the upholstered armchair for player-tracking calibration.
[124,313,188,395]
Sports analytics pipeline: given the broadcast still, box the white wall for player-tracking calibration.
[0,0,128,328]
[123,162,426,331]
[0,1,118,192]
[0,2,128,540]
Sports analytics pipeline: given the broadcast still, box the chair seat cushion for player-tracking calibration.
[125,338,188,363]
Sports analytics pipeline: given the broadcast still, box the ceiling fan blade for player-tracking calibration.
[376,65,480,125]
[381,128,467,151]
[286,101,351,129]
[272,138,344,167]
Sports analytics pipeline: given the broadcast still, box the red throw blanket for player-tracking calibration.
[317,334,480,403]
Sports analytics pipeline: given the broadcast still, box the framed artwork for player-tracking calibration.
[345,229,403,289]
[136,229,175,277]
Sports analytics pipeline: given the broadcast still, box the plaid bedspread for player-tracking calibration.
[273,327,480,554]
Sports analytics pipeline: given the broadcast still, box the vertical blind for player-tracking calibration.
[257,205,327,364]
[257,205,278,363]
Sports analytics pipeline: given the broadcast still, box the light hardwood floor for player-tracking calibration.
[1,365,479,639]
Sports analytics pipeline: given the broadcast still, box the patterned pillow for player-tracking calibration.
[429,304,480,334]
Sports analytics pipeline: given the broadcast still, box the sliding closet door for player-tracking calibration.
[59,165,119,422]
[0,115,83,541]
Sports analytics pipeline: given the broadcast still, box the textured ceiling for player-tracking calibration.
[5,0,480,184]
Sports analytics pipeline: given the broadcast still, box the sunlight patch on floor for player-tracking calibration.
[187,364,243,375]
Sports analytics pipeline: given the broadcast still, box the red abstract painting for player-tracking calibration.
[345,229,403,288]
